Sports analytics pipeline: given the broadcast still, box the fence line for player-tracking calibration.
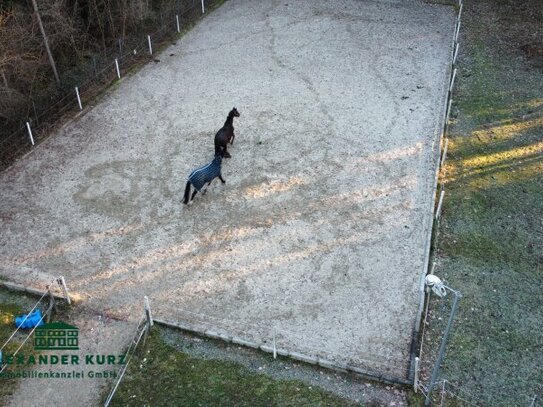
[0,287,49,354]
[103,315,148,407]
[419,379,542,407]
[0,277,72,374]
[413,0,464,403]
[153,315,411,387]
[157,302,406,370]
[0,0,217,172]
[153,302,409,388]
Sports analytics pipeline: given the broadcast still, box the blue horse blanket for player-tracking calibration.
[15,309,44,329]
[188,156,222,191]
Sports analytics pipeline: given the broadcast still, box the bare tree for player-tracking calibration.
[31,0,60,84]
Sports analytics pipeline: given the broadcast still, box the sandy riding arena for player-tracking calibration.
[0,0,455,380]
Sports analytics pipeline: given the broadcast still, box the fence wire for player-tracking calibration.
[156,302,409,384]
[417,1,543,405]
[103,315,148,407]
[0,0,220,172]
[421,380,543,407]
[0,278,66,375]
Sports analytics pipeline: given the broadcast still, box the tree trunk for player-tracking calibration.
[31,0,61,84]
[1,70,9,92]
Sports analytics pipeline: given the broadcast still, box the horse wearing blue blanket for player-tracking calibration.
[183,151,226,205]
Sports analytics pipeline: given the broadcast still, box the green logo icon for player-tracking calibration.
[34,322,79,351]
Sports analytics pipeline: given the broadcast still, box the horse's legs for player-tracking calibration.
[219,174,226,184]
[222,145,231,158]
[190,189,198,202]
[230,133,235,145]
[202,181,212,195]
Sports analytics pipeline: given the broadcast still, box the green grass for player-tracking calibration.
[427,1,543,405]
[0,288,71,404]
[0,298,37,402]
[107,330,362,407]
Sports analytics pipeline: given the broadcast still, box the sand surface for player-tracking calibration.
[0,0,455,386]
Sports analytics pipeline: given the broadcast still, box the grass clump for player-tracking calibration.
[427,1,543,405]
[107,330,361,407]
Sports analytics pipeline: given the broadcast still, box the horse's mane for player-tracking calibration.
[224,110,236,126]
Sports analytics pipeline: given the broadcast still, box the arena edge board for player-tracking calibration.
[153,317,412,387]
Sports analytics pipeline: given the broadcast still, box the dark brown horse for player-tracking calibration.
[214,107,240,158]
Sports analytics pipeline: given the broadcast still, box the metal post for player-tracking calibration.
[425,290,462,406]
[201,0,205,14]
[454,20,461,43]
[445,98,453,129]
[273,328,277,359]
[25,122,35,146]
[58,276,71,305]
[453,43,459,66]
[440,380,446,406]
[449,68,457,94]
[413,356,420,392]
[75,86,82,110]
[176,15,180,33]
[147,35,153,55]
[444,95,452,137]
[144,296,153,332]
[115,58,121,79]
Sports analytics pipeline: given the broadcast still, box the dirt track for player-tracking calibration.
[0,0,455,384]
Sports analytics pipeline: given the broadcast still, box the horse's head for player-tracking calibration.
[231,107,240,117]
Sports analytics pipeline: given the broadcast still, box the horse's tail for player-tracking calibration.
[183,181,191,204]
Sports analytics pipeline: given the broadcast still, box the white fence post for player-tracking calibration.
[58,276,71,305]
[453,43,460,66]
[454,20,461,43]
[449,68,457,94]
[176,15,180,33]
[147,35,153,55]
[273,328,277,359]
[446,98,453,126]
[413,356,420,392]
[201,0,205,14]
[115,58,121,79]
[144,296,153,332]
[440,380,446,406]
[25,122,35,146]
[75,86,82,110]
